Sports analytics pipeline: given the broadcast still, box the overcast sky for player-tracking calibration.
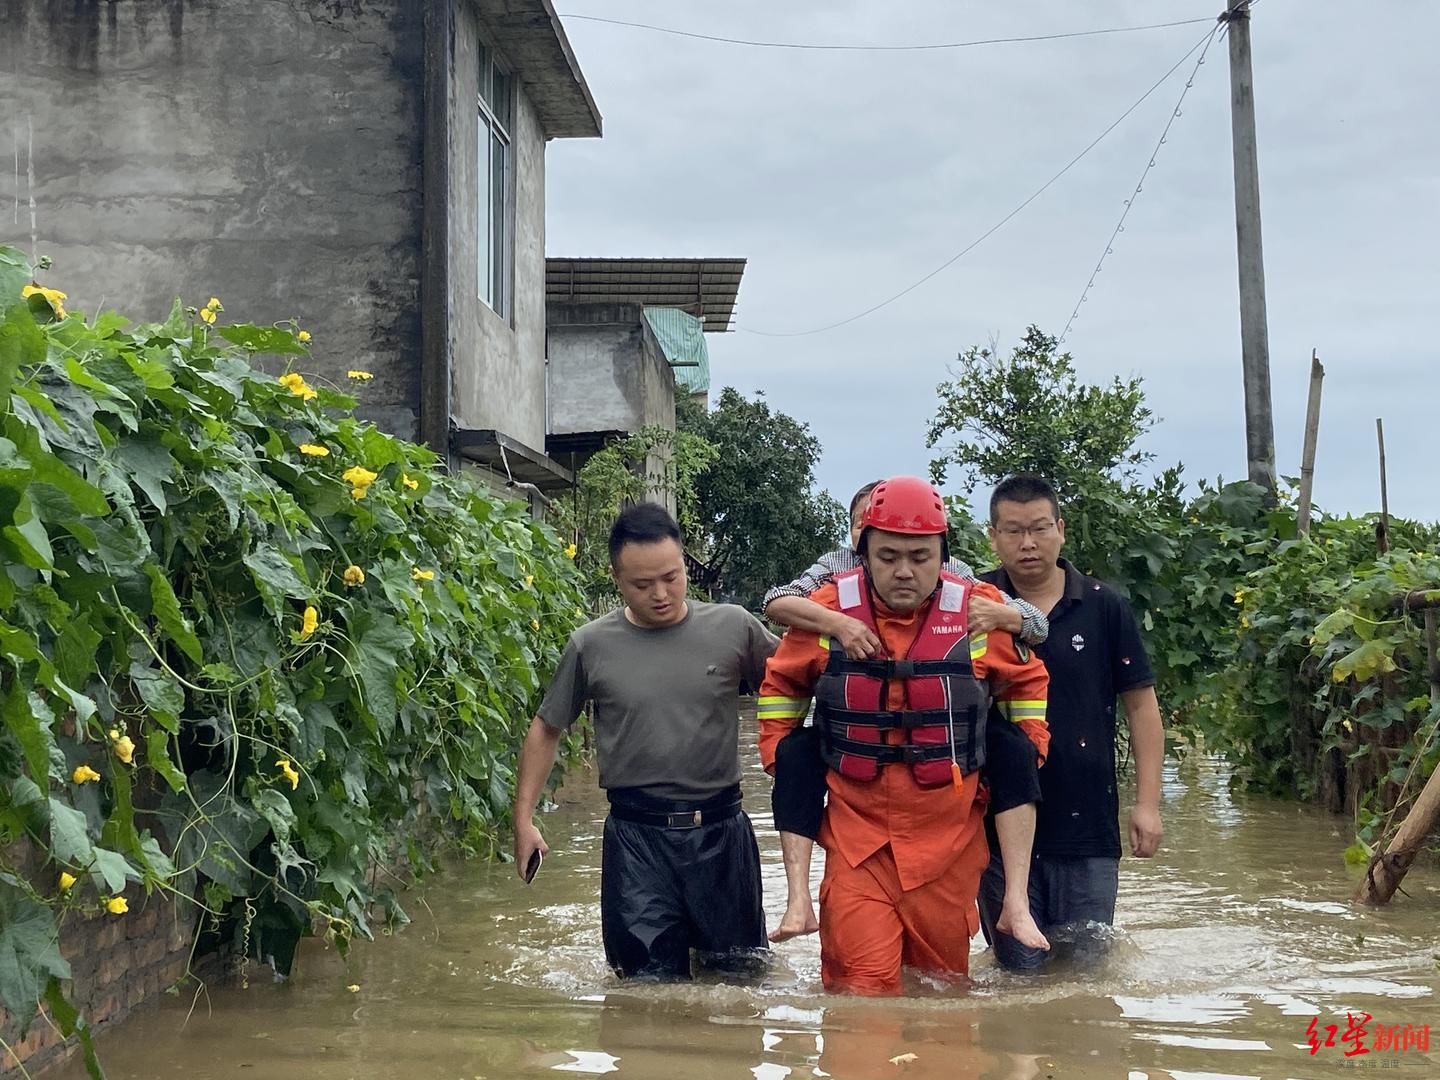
[546,0,1439,524]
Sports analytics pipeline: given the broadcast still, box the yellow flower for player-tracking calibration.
[22,283,67,318]
[299,443,330,457]
[346,984,361,993]
[206,297,223,311]
[108,728,119,740]
[298,330,312,343]
[1240,615,1250,629]
[278,372,319,401]
[72,764,101,784]
[1233,588,1247,604]
[112,735,135,765]
[343,565,365,587]
[575,607,584,617]
[199,306,217,325]
[564,543,578,560]
[59,872,77,892]
[411,568,435,582]
[342,466,378,500]
[401,474,419,491]
[300,606,319,640]
[532,619,540,631]
[523,575,534,588]
[106,897,129,915]
[347,370,374,381]
[277,759,300,791]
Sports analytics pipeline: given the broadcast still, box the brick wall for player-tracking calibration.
[0,843,224,1078]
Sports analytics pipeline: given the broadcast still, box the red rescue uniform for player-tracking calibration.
[758,577,1049,994]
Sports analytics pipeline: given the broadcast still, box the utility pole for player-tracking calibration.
[1225,0,1277,499]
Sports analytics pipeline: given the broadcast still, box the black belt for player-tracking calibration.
[608,801,742,829]
[607,785,744,829]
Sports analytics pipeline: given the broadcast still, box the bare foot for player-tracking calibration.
[768,901,819,943]
[996,902,1050,951]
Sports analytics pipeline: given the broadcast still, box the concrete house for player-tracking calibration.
[543,257,744,508]
[1,0,601,504]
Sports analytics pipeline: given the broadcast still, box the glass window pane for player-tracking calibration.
[491,65,512,131]
[491,131,507,314]
[478,124,491,305]
[478,45,493,111]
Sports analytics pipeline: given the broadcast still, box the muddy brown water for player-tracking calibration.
[49,717,1439,1080]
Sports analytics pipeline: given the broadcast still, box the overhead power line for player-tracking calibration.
[736,23,1221,339]
[1057,23,1224,343]
[559,13,1216,52]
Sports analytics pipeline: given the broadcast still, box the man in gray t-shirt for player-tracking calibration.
[513,502,778,980]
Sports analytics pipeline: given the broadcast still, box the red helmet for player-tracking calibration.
[862,476,948,535]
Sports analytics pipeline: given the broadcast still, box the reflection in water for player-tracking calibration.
[50,720,1440,1080]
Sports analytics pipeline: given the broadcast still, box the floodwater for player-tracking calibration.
[50,716,1439,1080]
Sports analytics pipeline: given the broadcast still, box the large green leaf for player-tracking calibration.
[244,544,310,615]
[0,883,70,1027]
[144,563,203,663]
[3,493,55,570]
[216,324,306,356]
[114,436,176,513]
[345,609,414,736]
[89,847,140,894]
[3,682,57,787]
[251,788,297,846]
[130,663,184,732]
[49,797,96,868]
[145,729,187,793]
[0,301,46,403]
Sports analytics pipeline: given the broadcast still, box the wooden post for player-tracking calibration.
[1375,418,1390,554]
[1226,0,1277,500]
[1426,609,1440,708]
[1296,351,1324,534]
[1355,591,1440,905]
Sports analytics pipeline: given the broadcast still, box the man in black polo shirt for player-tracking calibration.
[976,474,1164,970]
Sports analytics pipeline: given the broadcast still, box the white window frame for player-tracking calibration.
[478,44,513,318]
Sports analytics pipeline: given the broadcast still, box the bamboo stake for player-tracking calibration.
[1296,351,1324,534]
[1375,418,1390,555]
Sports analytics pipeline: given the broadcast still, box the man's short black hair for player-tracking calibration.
[609,502,683,566]
[849,480,884,524]
[989,474,1061,524]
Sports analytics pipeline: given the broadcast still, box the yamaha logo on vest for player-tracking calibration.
[930,624,965,635]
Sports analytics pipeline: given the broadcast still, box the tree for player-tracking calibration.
[927,325,1155,502]
[554,425,717,607]
[926,325,1177,589]
[679,389,846,610]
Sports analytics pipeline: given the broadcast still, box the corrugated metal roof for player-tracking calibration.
[546,257,745,331]
[644,307,709,394]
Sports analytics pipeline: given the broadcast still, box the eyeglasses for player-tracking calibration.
[995,522,1057,540]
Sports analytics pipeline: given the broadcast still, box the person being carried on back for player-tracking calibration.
[757,476,1051,994]
[760,478,1054,949]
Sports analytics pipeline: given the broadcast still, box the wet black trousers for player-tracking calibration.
[600,790,768,980]
[770,708,1043,839]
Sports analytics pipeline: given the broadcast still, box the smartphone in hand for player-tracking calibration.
[523,848,543,884]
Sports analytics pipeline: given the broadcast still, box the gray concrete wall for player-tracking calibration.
[547,303,677,437]
[547,303,677,514]
[0,0,426,439]
[448,0,548,451]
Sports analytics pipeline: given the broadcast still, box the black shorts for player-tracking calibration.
[770,709,1042,839]
[600,791,768,980]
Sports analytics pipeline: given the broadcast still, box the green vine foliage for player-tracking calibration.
[0,246,583,1070]
[554,424,718,608]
